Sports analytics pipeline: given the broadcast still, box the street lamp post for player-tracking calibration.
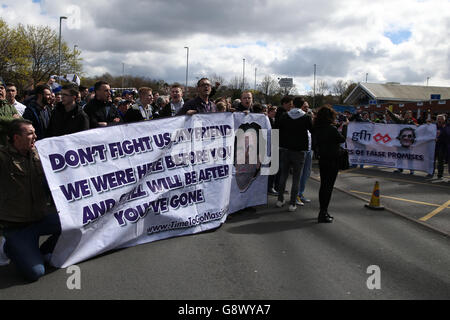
[313,64,316,109]
[58,16,67,77]
[72,45,78,74]
[184,47,189,90]
[122,63,125,88]
[242,58,246,90]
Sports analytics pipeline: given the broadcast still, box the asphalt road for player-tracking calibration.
[328,164,450,235]
[1,164,449,300]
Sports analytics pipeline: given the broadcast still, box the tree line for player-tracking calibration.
[0,18,82,92]
[81,72,357,108]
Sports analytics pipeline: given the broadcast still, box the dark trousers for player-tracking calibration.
[435,148,447,177]
[278,149,306,205]
[318,158,339,214]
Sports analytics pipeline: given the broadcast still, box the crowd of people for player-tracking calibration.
[1,74,450,282]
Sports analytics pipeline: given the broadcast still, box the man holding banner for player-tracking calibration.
[0,119,61,281]
[84,81,122,128]
[177,78,217,115]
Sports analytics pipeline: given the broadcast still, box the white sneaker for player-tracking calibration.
[288,205,297,212]
[300,197,311,203]
[295,196,304,206]
[276,200,285,208]
[0,237,10,266]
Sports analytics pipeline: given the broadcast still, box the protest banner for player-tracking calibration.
[346,122,436,174]
[36,113,272,268]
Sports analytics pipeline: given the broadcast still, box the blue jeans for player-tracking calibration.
[3,213,61,282]
[298,150,312,198]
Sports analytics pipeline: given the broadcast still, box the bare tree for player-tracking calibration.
[259,75,279,97]
[208,73,225,86]
[228,76,241,90]
[316,80,329,96]
[333,79,350,104]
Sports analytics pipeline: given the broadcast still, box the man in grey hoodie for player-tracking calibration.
[276,96,313,212]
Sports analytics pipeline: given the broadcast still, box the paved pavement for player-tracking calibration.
[0,163,449,300]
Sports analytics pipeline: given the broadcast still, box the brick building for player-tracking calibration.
[344,83,450,116]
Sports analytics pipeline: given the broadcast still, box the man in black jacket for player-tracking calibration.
[23,84,52,140]
[46,84,89,137]
[83,81,122,128]
[273,95,294,129]
[269,95,294,195]
[276,96,313,212]
[176,78,217,115]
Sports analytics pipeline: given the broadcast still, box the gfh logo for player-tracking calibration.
[373,133,392,143]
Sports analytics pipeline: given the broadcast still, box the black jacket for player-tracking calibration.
[278,108,313,151]
[23,99,51,140]
[46,103,90,137]
[235,103,250,112]
[176,97,217,115]
[83,98,123,128]
[273,106,287,129]
[313,124,346,159]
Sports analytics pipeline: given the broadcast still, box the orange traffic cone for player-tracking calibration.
[365,181,384,210]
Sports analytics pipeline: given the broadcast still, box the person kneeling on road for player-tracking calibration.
[0,119,61,282]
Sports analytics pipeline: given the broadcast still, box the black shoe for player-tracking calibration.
[318,215,333,223]
[318,211,333,223]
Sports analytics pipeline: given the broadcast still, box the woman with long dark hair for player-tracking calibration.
[313,105,347,223]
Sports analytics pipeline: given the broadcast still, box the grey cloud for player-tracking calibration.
[89,0,339,38]
[385,67,427,84]
[51,0,449,86]
[361,43,389,60]
[83,54,188,84]
[64,28,173,54]
[271,47,356,78]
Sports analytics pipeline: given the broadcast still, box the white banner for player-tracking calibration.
[346,123,436,174]
[36,113,271,268]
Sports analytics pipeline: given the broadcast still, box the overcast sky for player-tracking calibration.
[1,0,449,93]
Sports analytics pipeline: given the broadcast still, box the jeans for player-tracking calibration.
[319,158,339,213]
[278,149,306,205]
[3,213,61,282]
[298,150,312,198]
